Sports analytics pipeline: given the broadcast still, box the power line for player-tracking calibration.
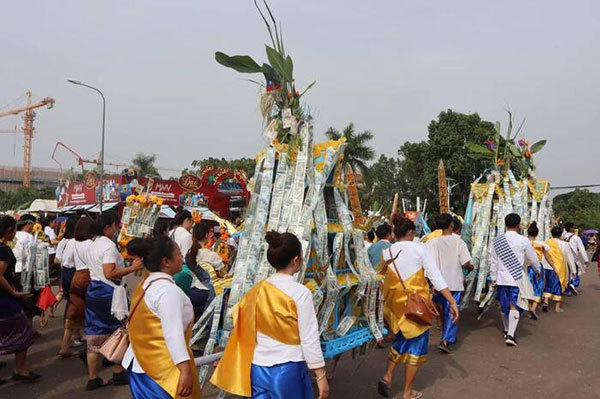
[550,184,600,190]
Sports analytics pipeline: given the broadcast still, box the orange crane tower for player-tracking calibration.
[0,92,55,186]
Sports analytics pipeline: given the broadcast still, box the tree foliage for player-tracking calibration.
[364,110,497,215]
[132,153,161,178]
[188,157,257,179]
[0,186,56,211]
[553,189,600,230]
[325,122,375,177]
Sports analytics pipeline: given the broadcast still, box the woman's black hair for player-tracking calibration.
[189,222,211,265]
[551,225,563,238]
[153,219,169,237]
[63,215,79,240]
[527,222,539,238]
[172,210,192,227]
[74,217,94,241]
[92,211,119,236]
[0,215,17,238]
[265,231,302,270]
[391,214,416,239]
[127,236,178,273]
[375,223,392,240]
[42,214,56,227]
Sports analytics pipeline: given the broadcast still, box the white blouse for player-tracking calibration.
[88,236,124,282]
[73,240,93,271]
[122,272,194,373]
[56,238,75,268]
[382,240,448,292]
[252,273,325,370]
[170,227,193,259]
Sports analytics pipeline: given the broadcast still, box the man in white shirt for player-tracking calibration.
[426,213,472,353]
[490,213,540,347]
[562,222,588,295]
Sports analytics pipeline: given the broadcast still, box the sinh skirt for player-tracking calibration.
[85,280,121,353]
[389,329,429,366]
[66,269,90,330]
[0,297,34,356]
[250,361,313,399]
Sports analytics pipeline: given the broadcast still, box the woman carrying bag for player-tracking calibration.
[122,236,201,399]
[379,215,459,399]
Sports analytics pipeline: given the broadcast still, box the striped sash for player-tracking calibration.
[493,234,523,281]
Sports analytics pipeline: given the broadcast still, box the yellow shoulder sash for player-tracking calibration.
[210,279,300,397]
[546,239,568,291]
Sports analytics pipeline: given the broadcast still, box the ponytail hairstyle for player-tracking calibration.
[527,221,539,238]
[189,222,211,266]
[92,211,119,237]
[391,213,416,239]
[265,231,302,270]
[0,215,17,239]
[127,236,178,273]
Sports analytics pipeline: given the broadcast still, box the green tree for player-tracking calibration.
[398,110,497,214]
[132,153,161,178]
[325,123,375,177]
[362,110,497,216]
[0,186,55,211]
[188,157,257,179]
[553,189,600,230]
[361,154,403,213]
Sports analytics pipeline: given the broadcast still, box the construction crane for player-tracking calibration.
[0,92,55,187]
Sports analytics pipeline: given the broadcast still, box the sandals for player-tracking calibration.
[112,370,129,386]
[378,379,391,397]
[410,391,423,399]
[12,372,41,382]
[86,377,111,391]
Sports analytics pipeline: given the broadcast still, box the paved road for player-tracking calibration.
[2,272,598,399]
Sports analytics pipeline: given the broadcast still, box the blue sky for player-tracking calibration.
[1,1,598,191]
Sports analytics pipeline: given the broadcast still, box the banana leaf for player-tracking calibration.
[266,45,291,82]
[466,142,494,155]
[215,52,262,74]
[530,140,546,153]
[509,144,522,157]
[261,63,280,84]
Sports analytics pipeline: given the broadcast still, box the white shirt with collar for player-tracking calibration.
[382,240,449,292]
[252,273,325,370]
[489,231,539,287]
[562,232,589,267]
[122,272,194,373]
[426,234,471,291]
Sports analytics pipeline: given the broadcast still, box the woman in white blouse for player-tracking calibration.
[85,212,143,391]
[212,231,329,399]
[169,210,193,258]
[379,215,459,399]
[123,236,200,398]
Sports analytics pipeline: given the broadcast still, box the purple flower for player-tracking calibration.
[484,140,495,151]
[518,139,526,147]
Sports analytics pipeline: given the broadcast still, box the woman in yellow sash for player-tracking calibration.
[122,236,201,399]
[543,226,576,313]
[211,231,328,399]
[379,215,459,399]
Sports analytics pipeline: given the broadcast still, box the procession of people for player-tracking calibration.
[0,206,593,398]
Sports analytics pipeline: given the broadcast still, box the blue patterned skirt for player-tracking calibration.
[389,329,429,366]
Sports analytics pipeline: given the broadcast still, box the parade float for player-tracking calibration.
[190,2,382,388]
[461,116,551,316]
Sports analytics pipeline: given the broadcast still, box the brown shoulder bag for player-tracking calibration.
[388,248,439,326]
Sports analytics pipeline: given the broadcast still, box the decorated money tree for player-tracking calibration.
[191,1,384,387]
[461,113,552,316]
